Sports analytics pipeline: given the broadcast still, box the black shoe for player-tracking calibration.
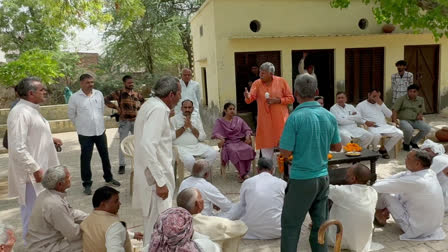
[83,186,92,195]
[118,166,125,174]
[107,179,121,187]
[410,142,419,149]
[381,153,390,159]
[403,143,411,151]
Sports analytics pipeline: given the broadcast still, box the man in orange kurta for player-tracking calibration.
[244,62,294,160]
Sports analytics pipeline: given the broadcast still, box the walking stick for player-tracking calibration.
[318,220,343,252]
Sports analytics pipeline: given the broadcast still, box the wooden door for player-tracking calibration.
[291,50,334,109]
[345,48,384,104]
[234,51,281,112]
[404,45,439,113]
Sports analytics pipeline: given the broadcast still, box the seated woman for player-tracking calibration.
[212,102,256,182]
[148,207,219,252]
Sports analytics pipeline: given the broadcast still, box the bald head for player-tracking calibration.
[191,160,210,178]
[346,163,372,185]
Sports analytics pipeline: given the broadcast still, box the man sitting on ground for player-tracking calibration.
[330,92,374,149]
[373,150,445,241]
[328,164,377,251]
[421,139,448,212]
[177,187,248,252]
[171,99,217,171]
[0,224,15,252]
[233,158,286,239]
[27,165,87,252]
[392,84,431,151]
[356,89,403,159]
[81,186,143,252]
[179,160,237,219]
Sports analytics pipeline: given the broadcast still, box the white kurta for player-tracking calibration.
[328,184,377,252]
[7,99,60,205]
[133,97,175,244]
[373,169,445,241]
[431,154,448,212]
[192,213,248,252]
[235,172,286,239]
[174,80,202,115]
[179,177,237,219]
[356,100,398,134]
[330,103,366,137]
[170,113,209,156]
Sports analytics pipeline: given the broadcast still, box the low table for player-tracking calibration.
[328,150,381,184]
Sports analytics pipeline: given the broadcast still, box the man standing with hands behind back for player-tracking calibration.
[133,76,182,245]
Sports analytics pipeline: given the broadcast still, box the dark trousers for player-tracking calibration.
[78,131,113,187]
[281,176,329,252]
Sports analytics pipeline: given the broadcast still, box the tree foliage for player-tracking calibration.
[0,49,65,86]
[331,0,448,40]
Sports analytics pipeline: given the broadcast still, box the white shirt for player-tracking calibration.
[356,100,397,134]
[328,184,377,252]
[298,58,317,79]
[105,222,136,252]
[235,172,286,239]
[7,99,60,205]
[170,113,210,156]
[431,154,448,212]
[174,80,202,115]
[330,103,366,138]
[179,177,236,219]
[67,89,105,136]
[132,97,175,215]
[373,169,445,241]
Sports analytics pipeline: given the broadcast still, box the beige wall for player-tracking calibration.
[191,0,448,110]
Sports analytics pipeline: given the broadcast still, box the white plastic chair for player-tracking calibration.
[120,135,135,195]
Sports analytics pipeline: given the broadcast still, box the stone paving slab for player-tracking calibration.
[1,114,447,251]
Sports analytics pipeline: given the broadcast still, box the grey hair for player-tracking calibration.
[42,165,68,190]
[412,149,432,168]
[294,74,318,98]
[176,187,199,213]
[258,157,273,171]
[191,160,210,178]
[181,68,192,74]
[16,77,41,98]
[259,62,275,74]
[153,76,179,98]
[0,223,13,245]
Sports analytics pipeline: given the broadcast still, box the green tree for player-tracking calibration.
[104,0,188,74]
[0,49,64,86]
[331,0,448,39]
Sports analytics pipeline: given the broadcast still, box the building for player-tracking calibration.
[190,0,448,113]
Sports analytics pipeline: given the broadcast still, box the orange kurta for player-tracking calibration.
[245,76,294,150]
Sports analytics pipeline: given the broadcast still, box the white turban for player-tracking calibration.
[421,139,445,155]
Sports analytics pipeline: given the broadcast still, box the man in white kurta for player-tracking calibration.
[174,68,202,116]
[421,139,448,212]
[7,77,61,241]
[330,92,374,149]
[233,158,286,239]
[179,160,237,219]
[328,164,377,252]
[177,188,248,252]
[356,89,403,157]
[170,100,217,171]
[133,76,181,245]
[373,150,445,241]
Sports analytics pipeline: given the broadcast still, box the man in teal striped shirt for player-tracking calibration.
[279,74,342,252]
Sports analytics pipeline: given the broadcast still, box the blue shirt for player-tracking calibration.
[280,101,340,180]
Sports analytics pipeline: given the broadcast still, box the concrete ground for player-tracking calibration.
[1,114,448,251]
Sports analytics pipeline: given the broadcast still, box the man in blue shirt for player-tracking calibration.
[280,74,342,251]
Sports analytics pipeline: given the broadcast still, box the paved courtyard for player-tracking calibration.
[1,114,448,251]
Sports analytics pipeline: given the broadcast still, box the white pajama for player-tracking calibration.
[178,146,218,172]
[20,183,36,242]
